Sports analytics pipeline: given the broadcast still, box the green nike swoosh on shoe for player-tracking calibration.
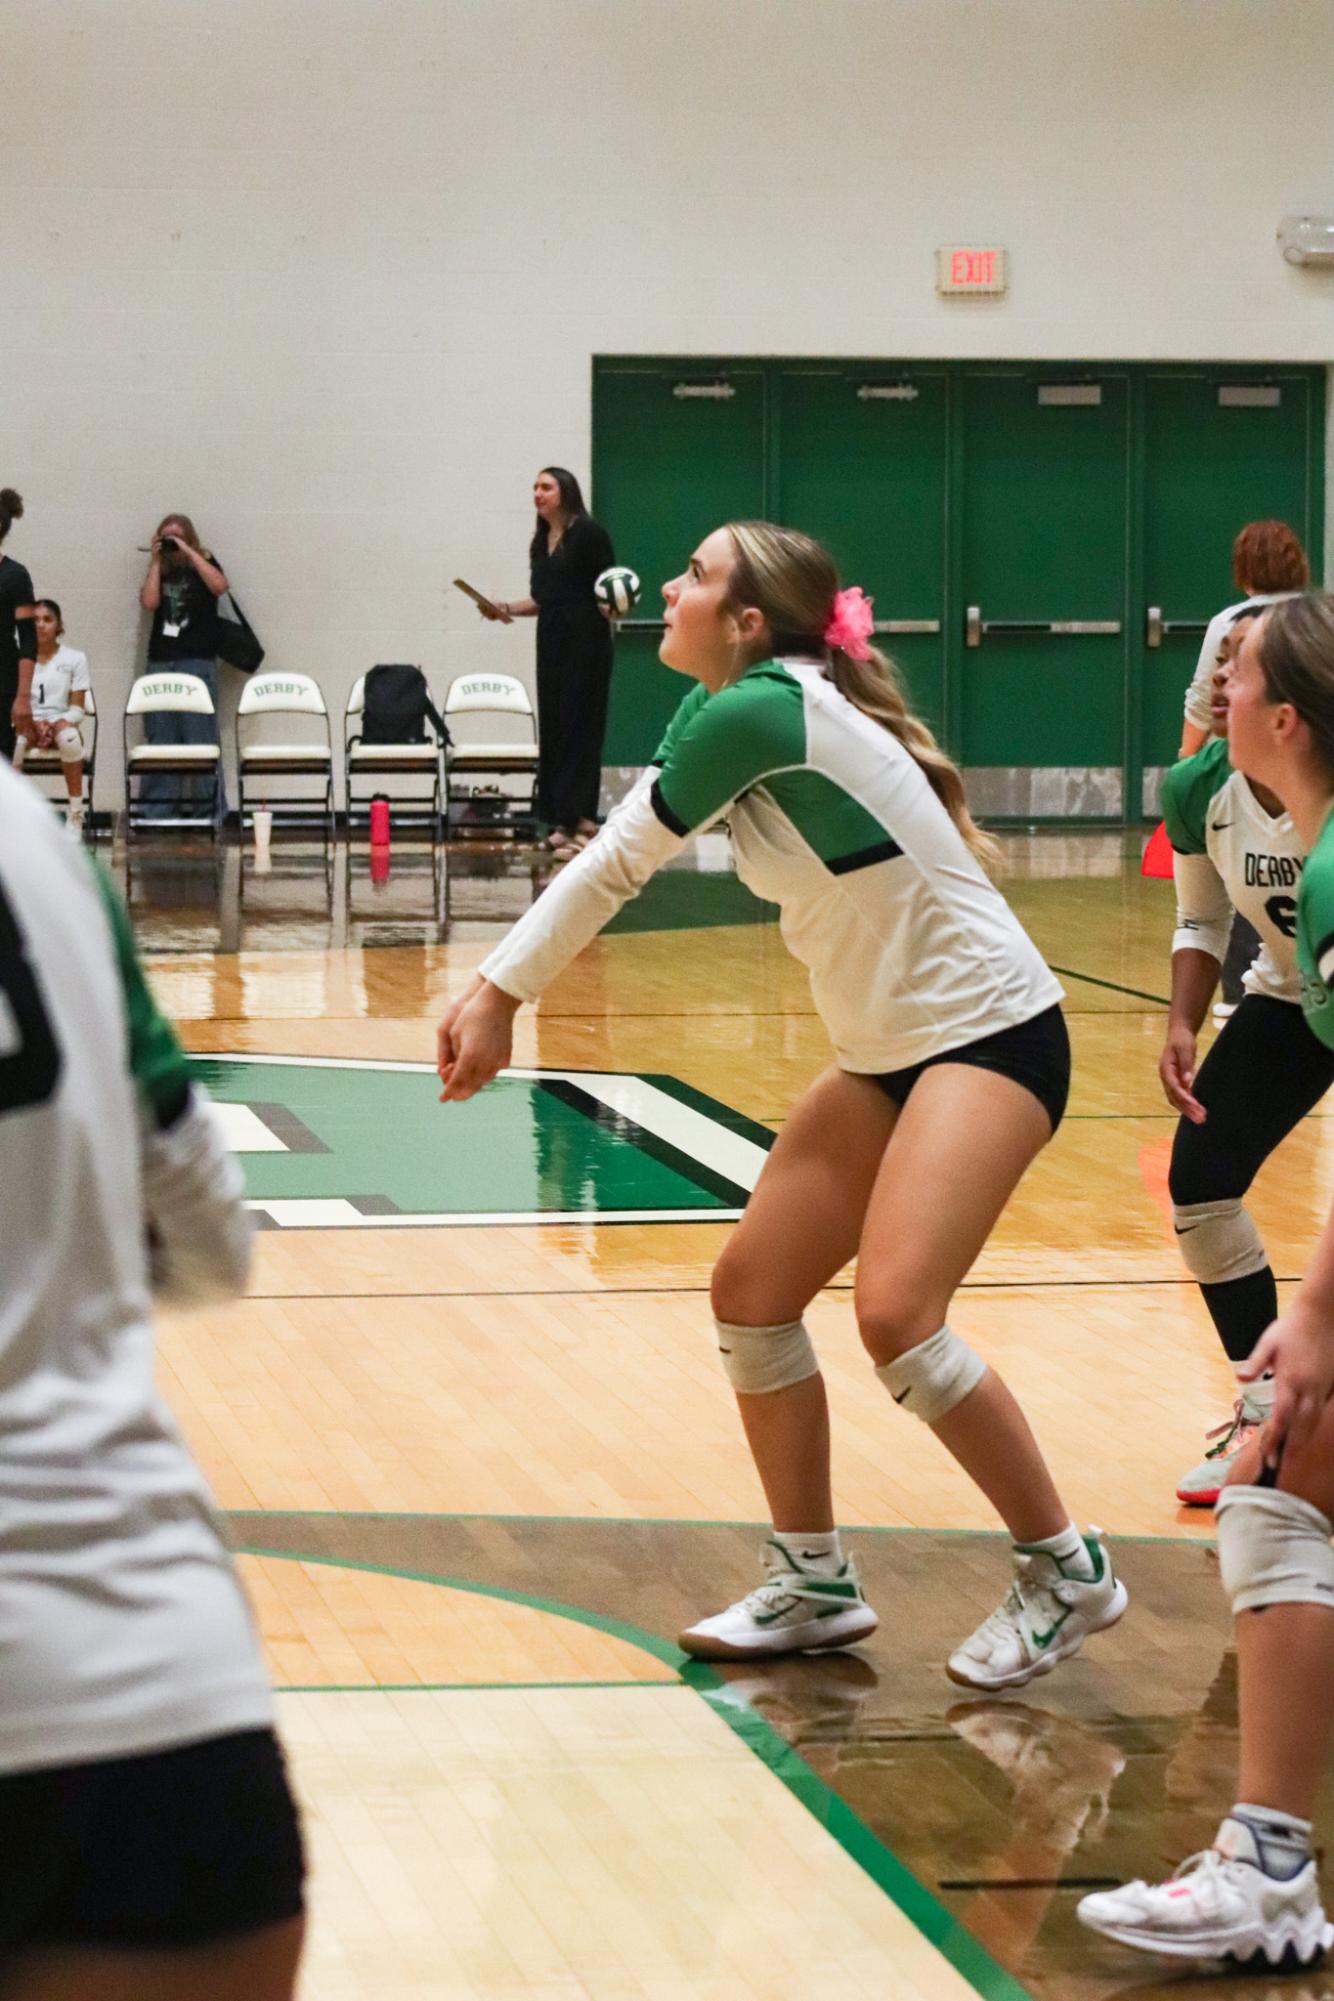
[1030,1608,1074,1650]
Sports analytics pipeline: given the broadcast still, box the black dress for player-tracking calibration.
[529,514,615,829]
[0,553,36,762]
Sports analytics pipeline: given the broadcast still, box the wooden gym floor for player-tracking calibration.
[116,831,1334,2001]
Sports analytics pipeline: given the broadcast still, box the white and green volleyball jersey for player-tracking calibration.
[0,762,271,1775]
[30,642,89,722]
[1161,736,1305,1004]
[481,658,1061,1071]
[1298,806,1334,1050]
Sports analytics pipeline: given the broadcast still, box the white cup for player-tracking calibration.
[252,807,273,857]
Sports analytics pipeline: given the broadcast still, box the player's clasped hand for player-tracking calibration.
[1158,1024,1206,1124]
[437,978,520,1103]
[1240,1301,1334,1465]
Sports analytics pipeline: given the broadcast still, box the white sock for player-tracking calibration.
[1016,1523,1097,1581]
[1236,1370,1275,1413]
[772,1528,844,1574]
[1220,1804,1313,1880]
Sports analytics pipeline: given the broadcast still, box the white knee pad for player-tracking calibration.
[876,1324,987,1424]
[1216,1485,1334,1614]
[1173,1199,1268,1286]
[715,1317,818,1395]
[54,724,83,762]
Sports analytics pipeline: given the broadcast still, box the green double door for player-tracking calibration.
[593,360,1324,817]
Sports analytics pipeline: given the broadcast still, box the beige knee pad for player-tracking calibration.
[876,1324,987,1424]
[1216,1484,1334,1614]
[715,1317,818,1395]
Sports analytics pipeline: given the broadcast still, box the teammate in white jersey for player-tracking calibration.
[1080,596,1334,1971]
[437,521,1126,1689]
[1161,628,1334,1505]
[12,598,90,833]
[0,761,304,1997]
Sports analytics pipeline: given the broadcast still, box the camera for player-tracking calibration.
[159,535,179,556]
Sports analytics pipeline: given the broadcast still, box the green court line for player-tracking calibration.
[1048,963,1170,1006]
[241,1543,1035,2001]
[232,1511,1216,1547]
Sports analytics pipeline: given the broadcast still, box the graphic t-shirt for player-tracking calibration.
[1161,736,1306,1003]
[148,555,222,662]
[31,644,90,721]
[481,658,1062,1071]
[1298,805,1334,1050]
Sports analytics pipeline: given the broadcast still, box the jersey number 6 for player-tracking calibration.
[1264,894,1299,940]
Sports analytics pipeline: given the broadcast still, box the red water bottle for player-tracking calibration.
[369,795,390,846]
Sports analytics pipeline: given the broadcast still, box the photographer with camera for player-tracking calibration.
[137,513,229,820]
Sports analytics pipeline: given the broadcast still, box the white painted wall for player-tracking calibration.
[3,0,1333,799]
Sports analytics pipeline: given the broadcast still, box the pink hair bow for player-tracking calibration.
[824,586,875,661]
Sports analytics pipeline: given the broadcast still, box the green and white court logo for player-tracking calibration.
[196,1055,772,1228]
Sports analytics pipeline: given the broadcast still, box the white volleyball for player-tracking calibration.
[594,565,641,617]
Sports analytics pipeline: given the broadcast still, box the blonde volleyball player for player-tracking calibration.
[437,521,1127,1689]
[1080,596,1334,1970]
[1162,617,1334,1506]
[12,599,90,833]
[0,762,304,1997]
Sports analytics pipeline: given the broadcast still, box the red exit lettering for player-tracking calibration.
[952,250,995,286]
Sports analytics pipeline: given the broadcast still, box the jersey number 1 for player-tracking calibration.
[0,882,61,1114]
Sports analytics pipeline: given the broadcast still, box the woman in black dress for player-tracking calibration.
[0,489,37,764]
[485,468,614,856]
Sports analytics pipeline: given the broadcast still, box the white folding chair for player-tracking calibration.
[443,672,539,835]
[235,672,334,843]
[18,686,98,840]
[123,672,222,834]
[344,673,445,839]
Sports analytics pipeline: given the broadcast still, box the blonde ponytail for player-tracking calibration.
[825,643,1003,872]
[724,520,1001,873]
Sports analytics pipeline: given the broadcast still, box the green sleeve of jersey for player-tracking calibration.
[1160,737,1231,855]
[652,668,807,836]
[1300,838,1334,1049]
[650,680,710,768]
[88,858,194,1123]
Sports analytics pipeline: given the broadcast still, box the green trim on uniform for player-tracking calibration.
[764,768,889,865]
[86,859,193,1122]
[653,663,808,834]
[1159,737,1230,856]
[1298,803,1334,1049]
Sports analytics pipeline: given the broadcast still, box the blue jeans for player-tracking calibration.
[137,657,226,821]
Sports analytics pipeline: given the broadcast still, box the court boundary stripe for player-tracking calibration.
[1048,963,1170,1005]
[232,1513,1216,1547]
[243,1544,1034,2001]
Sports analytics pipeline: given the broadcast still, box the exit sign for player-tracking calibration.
[937,246,1008,296]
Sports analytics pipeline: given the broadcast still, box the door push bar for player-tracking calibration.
[617,617,944,636]
[1145,607,1209,649]
[965,608,1123,648]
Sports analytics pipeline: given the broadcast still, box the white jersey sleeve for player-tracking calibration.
[1172,850,1234,964]
[479,771,684,1001]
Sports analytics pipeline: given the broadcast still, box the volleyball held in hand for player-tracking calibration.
[594,565,641,617]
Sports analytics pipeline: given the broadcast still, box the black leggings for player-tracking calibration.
[1169,994,1334,1361]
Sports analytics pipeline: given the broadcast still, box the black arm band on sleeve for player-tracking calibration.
[15,617,36,662]
[649,777,689,838]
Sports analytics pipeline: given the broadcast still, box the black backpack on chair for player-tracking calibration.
[360,664,450,746]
